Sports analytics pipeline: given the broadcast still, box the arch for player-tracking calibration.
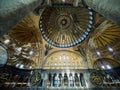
[93,58,120,70]
[42,50,88,69]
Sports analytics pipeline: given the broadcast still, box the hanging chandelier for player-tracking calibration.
[39,6,94,48]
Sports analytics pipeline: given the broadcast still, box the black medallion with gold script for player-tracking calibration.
[0,68,12,86]
[29,72,41,86]
[90,71,103,86]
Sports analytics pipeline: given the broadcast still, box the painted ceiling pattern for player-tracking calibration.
[9,14,42,45]
[88,14,120,49]
[40,6,94,48]
[0,6,120,70]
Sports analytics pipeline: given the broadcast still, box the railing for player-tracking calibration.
[0,66,120,89]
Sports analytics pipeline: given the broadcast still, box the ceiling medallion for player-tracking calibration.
[39,7,94,48]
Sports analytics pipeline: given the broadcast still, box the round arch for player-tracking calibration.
[42,50,88,69]
[93,58,120,70]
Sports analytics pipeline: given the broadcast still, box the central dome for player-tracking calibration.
[39,7,94,48]
[56,14,72,29]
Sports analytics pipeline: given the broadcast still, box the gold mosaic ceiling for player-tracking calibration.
[9,14,42,45]
[39,6,94,48]
[88,14,120,49]
[86,14,120,69]
[0,4,120,69]
[7,6,120,51]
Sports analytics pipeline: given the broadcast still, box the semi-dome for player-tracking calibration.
[93,58,120,70]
